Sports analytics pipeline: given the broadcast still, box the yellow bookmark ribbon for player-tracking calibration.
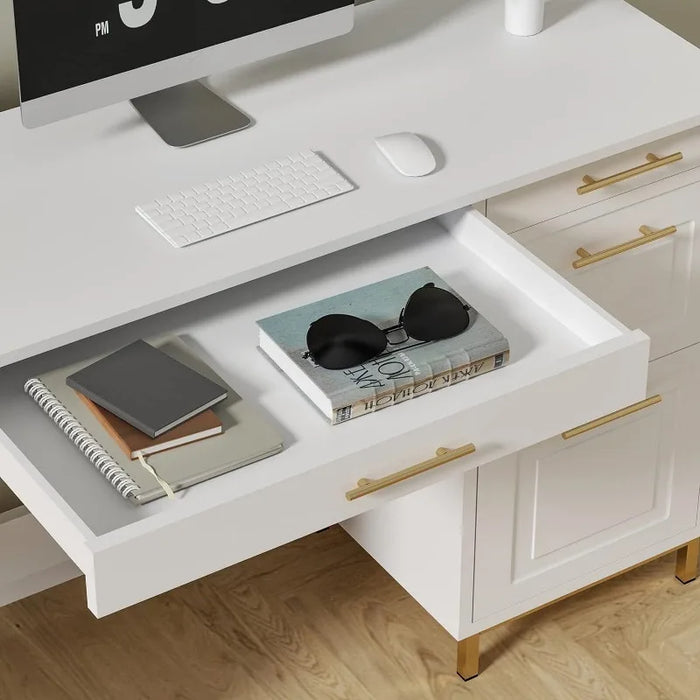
[136,452,177,500]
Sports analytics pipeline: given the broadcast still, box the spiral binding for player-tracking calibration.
[24,378,140,500]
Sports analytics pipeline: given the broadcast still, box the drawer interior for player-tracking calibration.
[0,210,638,566]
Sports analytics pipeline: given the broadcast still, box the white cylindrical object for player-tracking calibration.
[505,0,545,36]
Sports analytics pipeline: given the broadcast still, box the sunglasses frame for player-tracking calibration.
[304,283,472,370]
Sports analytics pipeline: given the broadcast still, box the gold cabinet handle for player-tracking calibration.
[577,152,683,195]
[573,225,677,269]
[562,395,662,440]
[345,443,476,501]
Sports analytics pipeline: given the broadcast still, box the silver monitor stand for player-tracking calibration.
[131,81,252,148]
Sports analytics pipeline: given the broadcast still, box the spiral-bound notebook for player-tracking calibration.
[24,337,284,504]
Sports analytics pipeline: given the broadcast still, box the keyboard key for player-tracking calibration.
[135,151,354,248]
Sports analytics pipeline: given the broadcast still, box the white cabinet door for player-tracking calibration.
[472,343,700,622]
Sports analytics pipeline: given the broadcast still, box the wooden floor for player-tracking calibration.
[1,526,699,700]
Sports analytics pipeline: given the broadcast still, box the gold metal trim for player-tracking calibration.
[676,539,700,584]
[577,151,683,195]
[478,537,700,637]
[573,225,677,269]
[457,634,480,680]
[562,395,662,440]
[345,443,476,501]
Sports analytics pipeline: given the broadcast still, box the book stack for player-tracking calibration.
[25,337,283,504]
[257,267,510,424]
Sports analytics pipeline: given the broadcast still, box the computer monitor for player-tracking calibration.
[12,1,354,146]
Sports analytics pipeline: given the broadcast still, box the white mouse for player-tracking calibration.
[374,132,437,177]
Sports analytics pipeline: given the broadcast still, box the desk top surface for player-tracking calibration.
[2,0,700,368]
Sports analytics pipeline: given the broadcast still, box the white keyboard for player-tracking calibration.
[135,151,354,248]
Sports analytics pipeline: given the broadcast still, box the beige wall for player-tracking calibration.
[0,0,18,510]
[628,0,700,47]
[0,0,18,511]
[1,1,699,109]
[0,0,18,111]
[0,1,699,112]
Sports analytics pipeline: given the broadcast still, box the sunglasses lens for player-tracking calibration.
[307,314,388,370]
[402,283,470,341]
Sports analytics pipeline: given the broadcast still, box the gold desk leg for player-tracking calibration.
[457,634,480,681]
[675,538,700,584]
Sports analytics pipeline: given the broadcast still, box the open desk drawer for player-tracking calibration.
[0,209,649,616]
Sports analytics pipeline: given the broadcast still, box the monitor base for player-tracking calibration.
[130,81,252,148]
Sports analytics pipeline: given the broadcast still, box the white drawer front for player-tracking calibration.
[473,343,700,622]
[489,126,700,233]
[0,211,648,616]
[514,180,700,360]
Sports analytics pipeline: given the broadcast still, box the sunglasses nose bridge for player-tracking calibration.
[385,325,409,345]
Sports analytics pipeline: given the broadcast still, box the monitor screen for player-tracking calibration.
[13,1,352,102]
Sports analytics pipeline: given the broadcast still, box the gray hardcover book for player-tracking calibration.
[257,267,510,424]
[66,339,228,437]
[26,337,284,504]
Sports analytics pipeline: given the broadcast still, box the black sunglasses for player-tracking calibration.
[305,283,471,370]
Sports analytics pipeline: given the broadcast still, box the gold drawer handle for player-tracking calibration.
[573,224,677,269]
[345,443,476,501]
[577,152,683,195]
[562,395,662,440]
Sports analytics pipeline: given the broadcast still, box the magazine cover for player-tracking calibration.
[257,267,510,423]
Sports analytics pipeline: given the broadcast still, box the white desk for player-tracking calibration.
[2,0,700,366]
[1,0,700,680]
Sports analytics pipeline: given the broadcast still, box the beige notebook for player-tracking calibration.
[25,337,284,504]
